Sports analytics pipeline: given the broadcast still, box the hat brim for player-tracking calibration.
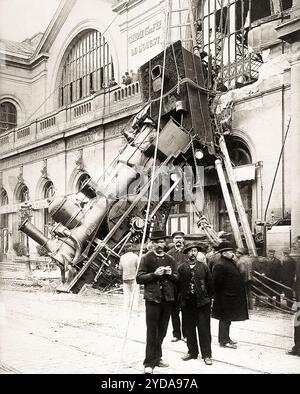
[218,247,234,253]
[183,245,202,254]
[172,232,185,237]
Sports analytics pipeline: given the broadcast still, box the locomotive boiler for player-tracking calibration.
[19,41,214,293]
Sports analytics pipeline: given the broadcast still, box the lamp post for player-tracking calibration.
[19,202,33,276]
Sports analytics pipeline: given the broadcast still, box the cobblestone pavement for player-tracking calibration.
[0,281,299,374]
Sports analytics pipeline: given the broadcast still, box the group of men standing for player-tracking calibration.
[136,230,249,374]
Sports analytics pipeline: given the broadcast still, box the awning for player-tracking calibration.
[205,163,256,186]
[233,164,256,182]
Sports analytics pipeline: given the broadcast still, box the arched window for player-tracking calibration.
[196,0,292,90]
[0,188,9,257]
[229,138,252,166]
[0,102,17,133]
[44,180,55,199]
[18,185,29,203]
[77,173,91,193]
[59,29,114,106]
[0,188,8,206]
[43,181,55,236]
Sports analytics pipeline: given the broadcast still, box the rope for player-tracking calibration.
[251,285,293,315]
[117,5,171,373]
[253,270,295,293]
[252,276,295,306]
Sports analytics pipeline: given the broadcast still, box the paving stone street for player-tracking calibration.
[0,279,299,375]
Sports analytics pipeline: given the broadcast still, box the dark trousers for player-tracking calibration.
[218,320,231,344]
[171,298,186,339]
[294,325,300,352]
[144,301,172,368]
[283,286,294,308]
[293,304,300,352]
[182,302,212,359]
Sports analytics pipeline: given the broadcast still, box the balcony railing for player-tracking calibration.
[0,82,142,156]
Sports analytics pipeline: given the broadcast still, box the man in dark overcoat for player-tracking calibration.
[212,241,249,348]
[266,249,282,305]
[136,230,177,374]
[178,242,214,365]
[280,249,296,308]
[287,255,300,356]
[167,231,188,342]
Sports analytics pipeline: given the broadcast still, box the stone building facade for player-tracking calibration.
[0,0,300,261]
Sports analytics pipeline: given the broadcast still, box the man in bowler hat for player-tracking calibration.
[178,242,213,365]
[168,231,188,342]
[212,241,249,349]
[136,230,177,374]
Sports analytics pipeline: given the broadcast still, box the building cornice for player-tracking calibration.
[0,53,49,70]
[112,0,144,14]
[276,16,300,43]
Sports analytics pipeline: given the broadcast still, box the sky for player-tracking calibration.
[0,0,61,42]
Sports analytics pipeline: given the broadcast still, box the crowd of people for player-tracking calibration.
[118,230,300,374]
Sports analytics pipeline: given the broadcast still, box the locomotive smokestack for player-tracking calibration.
[19,218,51,248]
[19,219,63,267]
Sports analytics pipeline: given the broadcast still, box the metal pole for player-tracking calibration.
[215,159,244,248]
[187,0,201,57]
[219,135,257,256]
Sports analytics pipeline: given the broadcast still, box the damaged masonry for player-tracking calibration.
[0,0,300,375]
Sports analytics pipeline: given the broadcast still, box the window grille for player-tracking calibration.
[59,30,114,106]
[0,102,17,133]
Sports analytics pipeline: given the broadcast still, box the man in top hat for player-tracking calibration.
[212,241,249,349]
[168,231,188,342]
[177,242,213,365]
[136,230,177,374]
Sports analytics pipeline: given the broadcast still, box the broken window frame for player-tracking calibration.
[196,0,292,90]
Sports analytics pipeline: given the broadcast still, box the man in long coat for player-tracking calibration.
[280,249,296,308]
[266,249,282,305]
[212,241,249,349]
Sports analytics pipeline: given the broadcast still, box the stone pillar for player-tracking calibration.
[276,1,300,240]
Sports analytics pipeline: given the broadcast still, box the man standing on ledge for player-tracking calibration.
[136,230,177,374]
[168,231,188,342]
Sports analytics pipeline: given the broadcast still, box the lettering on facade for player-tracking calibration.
[129,21,162,57]
[67,133,96,149]
[1,142,64,170]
